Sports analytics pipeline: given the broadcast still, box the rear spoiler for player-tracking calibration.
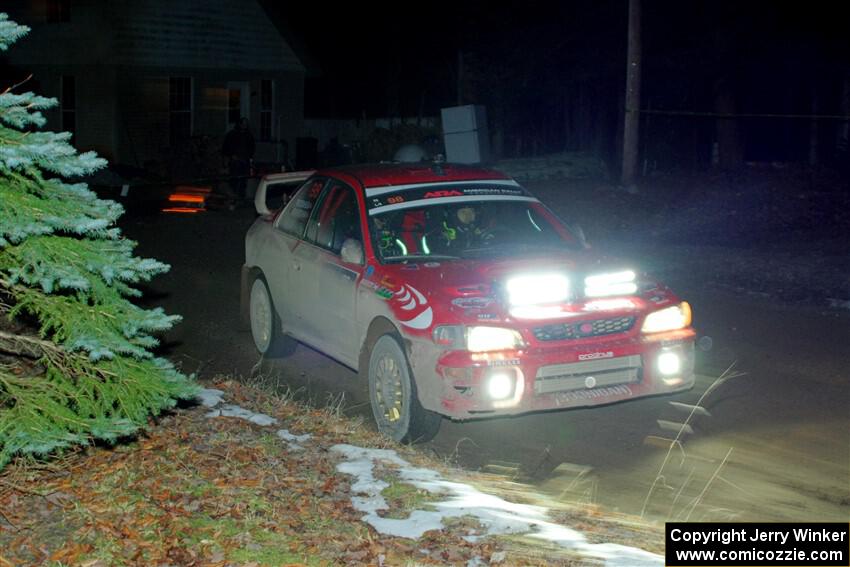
[254,170,315,217]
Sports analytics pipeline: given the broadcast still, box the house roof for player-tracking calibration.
[6,0,305,72]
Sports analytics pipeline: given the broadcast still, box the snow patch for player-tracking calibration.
[206,404,278,426]
[276,429,312,450]
[331,444,662,567]
[197,388,225,408]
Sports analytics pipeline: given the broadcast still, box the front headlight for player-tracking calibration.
[434,325,524,352]
[467,326,525,352]
[641,302,692,333]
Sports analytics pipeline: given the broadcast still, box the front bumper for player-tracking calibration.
[429,330,696,419]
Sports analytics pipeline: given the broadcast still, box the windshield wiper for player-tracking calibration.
[383,254,460,263]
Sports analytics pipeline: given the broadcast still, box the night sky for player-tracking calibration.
[266,1,850,119]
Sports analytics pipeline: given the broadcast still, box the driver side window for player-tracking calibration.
[303,181,362,255]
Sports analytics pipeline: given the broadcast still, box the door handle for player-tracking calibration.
[329,262,357,281]
[292,262,301,271]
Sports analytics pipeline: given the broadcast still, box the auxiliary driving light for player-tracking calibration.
[584,270,637,298]
[657,351,682,376]
[487,373,514,400]
[506,274,570,306]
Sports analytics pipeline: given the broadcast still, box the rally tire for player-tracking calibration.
[249,276,295,358]
[368,334,441,444]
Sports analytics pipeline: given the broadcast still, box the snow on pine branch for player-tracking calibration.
[0,92,56,128]
[0,13,29,51]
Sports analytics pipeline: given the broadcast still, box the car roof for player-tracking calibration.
[318,162,513,189]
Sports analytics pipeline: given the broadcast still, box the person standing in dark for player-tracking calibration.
[222,117,255,203]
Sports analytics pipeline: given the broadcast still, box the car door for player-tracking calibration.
[298,180,365,366]
[266,177,327,342]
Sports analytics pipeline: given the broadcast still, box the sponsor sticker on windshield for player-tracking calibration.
[367,183,535,214]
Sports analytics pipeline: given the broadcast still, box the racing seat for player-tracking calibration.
[399,210,425,254]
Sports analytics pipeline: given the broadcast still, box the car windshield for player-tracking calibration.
[368,197,578,263]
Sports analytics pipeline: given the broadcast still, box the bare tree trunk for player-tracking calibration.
[563,84,574,150]
[713,78,743,169]
[808,86,819,166]
[621,0,642,187]
[837,76,850,156]
[577,83,588,149]
[457,50,464,106]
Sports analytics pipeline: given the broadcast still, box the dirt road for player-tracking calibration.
[125,197,849,526]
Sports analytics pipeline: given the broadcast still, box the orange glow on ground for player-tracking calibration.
[163,185,211,214]
[162,207,203,214]
[168,193,206,203]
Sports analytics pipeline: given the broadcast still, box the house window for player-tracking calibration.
[169,77,192,144]
[260,79,274,141]
[61,75,76,142]
[46,0,71,22]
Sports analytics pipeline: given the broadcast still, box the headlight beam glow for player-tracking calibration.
[641,302,692,334]
[466,326,524,352]
[506,274,570,306]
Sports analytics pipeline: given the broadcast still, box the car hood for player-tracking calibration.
[376,249,675,326]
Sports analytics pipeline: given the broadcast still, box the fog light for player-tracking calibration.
[657,352,681,376]
[487,373,514,400]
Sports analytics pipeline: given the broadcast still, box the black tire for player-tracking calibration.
[248,275,296,358]
[368,334,441,444]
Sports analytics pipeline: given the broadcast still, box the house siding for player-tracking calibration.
[3,0,114,65]
[113,68,304,167]
[4,0,305,169]
[76,65,117,160]
[115,70,170,168]
[18,64,117,160]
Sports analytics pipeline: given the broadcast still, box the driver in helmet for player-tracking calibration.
[440,205,493,250]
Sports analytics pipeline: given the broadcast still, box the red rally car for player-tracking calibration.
[242,163,695,443]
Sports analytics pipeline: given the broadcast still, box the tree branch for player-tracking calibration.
[0,330,52,359]
[1,72,33,95]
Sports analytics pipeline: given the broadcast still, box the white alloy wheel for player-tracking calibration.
[368,334,441,443]
[249,278,275,354]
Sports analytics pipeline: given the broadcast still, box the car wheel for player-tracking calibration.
[249,276,295,357]
[368,334,441,444]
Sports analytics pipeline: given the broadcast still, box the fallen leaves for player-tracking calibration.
[0,380,660,565]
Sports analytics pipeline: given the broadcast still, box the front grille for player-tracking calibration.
[532,316,635,342]
[534,354,642,395]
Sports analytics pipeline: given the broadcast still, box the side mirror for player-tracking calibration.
[340,238,364,265]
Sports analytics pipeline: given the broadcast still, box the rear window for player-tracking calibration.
[277,178,327,237]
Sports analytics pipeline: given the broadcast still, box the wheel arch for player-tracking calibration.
[358,316,411,376]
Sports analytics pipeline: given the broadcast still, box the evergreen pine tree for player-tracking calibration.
[0,13,198,469]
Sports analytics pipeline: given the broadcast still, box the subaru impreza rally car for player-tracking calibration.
[242,163,695,443]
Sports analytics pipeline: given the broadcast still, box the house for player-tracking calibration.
[3,0,305,171]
